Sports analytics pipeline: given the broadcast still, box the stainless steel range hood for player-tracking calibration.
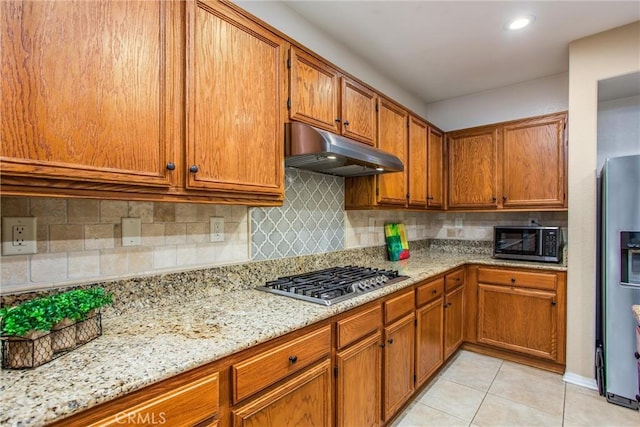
[284,122,404,177]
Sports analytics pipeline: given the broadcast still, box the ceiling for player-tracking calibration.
[280,1,640,104]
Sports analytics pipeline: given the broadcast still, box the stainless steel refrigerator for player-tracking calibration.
[596,154,640,410]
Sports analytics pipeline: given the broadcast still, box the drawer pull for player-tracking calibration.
[288,355,298,364]
[432,289,437,295]
[511,277,516,283]
[387,338,394,345]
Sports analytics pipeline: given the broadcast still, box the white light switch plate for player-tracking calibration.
[210,217,224,242]
[2,217,37,255]
[122,218,141,247]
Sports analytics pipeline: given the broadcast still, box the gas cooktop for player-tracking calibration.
[257,266,409,306]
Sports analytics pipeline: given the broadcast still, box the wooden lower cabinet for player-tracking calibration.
[383,313,415,422]
[444,285,464,360]
[477,284,558,360]
[474,267,566,365]
[231,360,332,427]
[415,297,444,386]
[336,332,383,427]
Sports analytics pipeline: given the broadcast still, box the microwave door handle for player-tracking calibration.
[538,231,544,256]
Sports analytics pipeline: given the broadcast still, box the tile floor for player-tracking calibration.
[391,350,640,427]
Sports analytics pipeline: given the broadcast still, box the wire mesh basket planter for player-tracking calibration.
[1,312,102,369]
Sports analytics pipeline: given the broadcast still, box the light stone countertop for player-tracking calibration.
[0,251,566,426]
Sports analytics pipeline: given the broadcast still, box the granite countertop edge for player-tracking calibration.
[0,251,566,426]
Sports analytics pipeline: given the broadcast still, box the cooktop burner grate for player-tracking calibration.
[258,266,409,306]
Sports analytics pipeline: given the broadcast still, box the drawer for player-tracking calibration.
[445,268,464,291]
[384,290,415,325]
[416,277,444,307]
[89,372,219,427]
[477,267,557,291]
[337,304,382,349]
[232,325,331,403]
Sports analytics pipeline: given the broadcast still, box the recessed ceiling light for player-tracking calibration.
[506,15,535,31]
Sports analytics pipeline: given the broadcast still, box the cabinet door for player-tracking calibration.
[427,127,445,209]
[408,116,428,207]
[289,47,340,132]
[447,129,498,208]
[377,98,408,206]
[444,286,464,360]
[341,77,377,146]
[186,1,285,197]
[383,313,415,421]
[1,0,176,187]
[336,333,382,427]
[415,298,444,387]
[477,284,558,360]
[232,360,332,427]
[502,113,566,208]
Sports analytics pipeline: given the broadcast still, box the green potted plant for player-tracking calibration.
[48,291,83,353]
[0,297,55,368]
[73,288,113,344]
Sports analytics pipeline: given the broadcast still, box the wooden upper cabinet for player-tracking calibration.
[427,127,445,209]
[377,98,408,206]
[447,128,499,209]
[408,116,428,207]
[0,0,177,187]
[288,47,340,133]
[501,113,567,208]
[341,77,377,145]
[186,0,285,198]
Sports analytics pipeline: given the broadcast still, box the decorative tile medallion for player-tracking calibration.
[251,168,345,260]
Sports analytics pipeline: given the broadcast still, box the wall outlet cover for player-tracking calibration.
[2,217,37,256]
[210,217,224,242]
[122,218,141,247]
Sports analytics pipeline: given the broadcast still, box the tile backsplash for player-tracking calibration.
[0,197,249,293]
[0,170,568,294]
[250,168,344,260]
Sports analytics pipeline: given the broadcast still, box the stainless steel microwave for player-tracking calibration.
[493,226,563,263]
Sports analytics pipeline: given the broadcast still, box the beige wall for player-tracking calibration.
[567,21,640,380]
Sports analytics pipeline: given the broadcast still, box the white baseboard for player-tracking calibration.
[563,372,598,390]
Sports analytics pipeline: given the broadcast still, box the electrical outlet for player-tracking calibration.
[455,218,463,228]
[529,217,540,226]
[122,218,141,247]
[2,217,37,255]
[210,217,224,242]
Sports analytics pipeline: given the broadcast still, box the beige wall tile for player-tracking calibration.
[85,224,115,250]
[1,197,29,216]
[128,247,153,273]
[165,223,187,245]
[50,224,84,252]
[141,223,165,246]
[30,252,67,283]
[176,244,198,266]
[0,255,29,286]
[68,250,100,279]
[197,204,218,222]
[153,203,175,222]
[30,198,66,224]
[68,199,99,224]
[186,223,208,244]
[128,202,154,223]
[100,248,129,277]
[196,243,217,263]
[37,224,49,253]
[175,203,198,223]
[153,246,177,269]
[100,200,128,224]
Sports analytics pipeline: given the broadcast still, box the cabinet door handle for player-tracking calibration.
[427,196,433,200]
[166,162,176,171]
[431,289,437,294]
[288,355,298,364]
[387,338,394,345]
[335,118,341,123]
[492,196,497,202]
[503,195,508,201]
[379,343,385,348]
[344,120,350,126]
[189,165,199,173]
[551,299,557,306]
